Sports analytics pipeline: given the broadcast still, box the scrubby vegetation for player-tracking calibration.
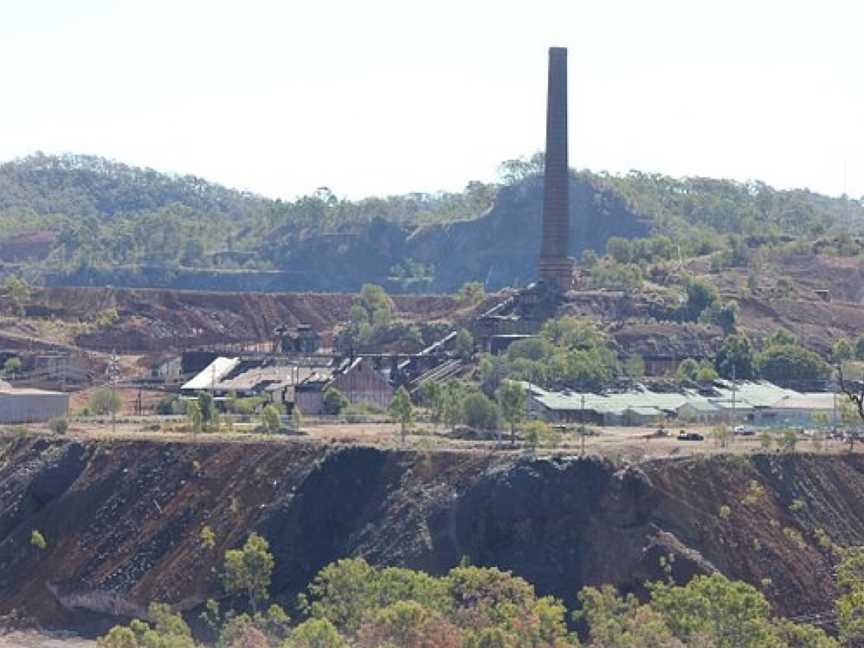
[98,527,863,647]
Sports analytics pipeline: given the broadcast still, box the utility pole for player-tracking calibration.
[731,363,737,426]
[580,391,586,457]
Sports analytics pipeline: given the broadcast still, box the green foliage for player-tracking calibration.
[700,300,739,335]
[186,400,203,434]
[522,420,560,449]
[714,334,755,380]
[695,362,720,383]
[388,386,414,443]
[833,337,854,363]
[291,407,303,432]
[587,258,643,292]
[2,356,22,377]
[485,317,617,393]
[30,529,47,550]
[647,574,786,647]
[675,358,700,382]
[756,344,831,385]
[303,559,576,647]
[89,388,123,416]
[322,389,349,416]
[684,277,719,321]
[48,417,68,435]
[457,281,486,306]
[196,391,217,428]
[624,354,646,379]
[284,618,347,648]
[199,526,216,551]
[261,404,282,434]
[836,546,864,645]
[1,276,31,316]
[462,391,500,432]
[113,602,197,648]
[223,533,275,613]
[455,328,474,360]
[497,381,526,446]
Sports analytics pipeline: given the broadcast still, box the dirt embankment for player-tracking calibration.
[22,287,462,353]
[1,437,863,635]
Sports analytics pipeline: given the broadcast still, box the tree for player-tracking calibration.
[684,277,718,320]
[522,420,560,450]
[197,391,217,429]
[388,387,414,444]
[89,388,123,416]
[31,529,47,550]
[2,276,31,317]
[3,356,22,378]
[700,300,739,335]
[285,618,348,648]
[441,382,464,433]
[97,626,138,648]
[223,533,275,613]
[187,400,203,434]
[755,344,830,385]
[420,382,444,426]
[624,354,646,380]
[676,358,699,382]
[462,392,499,433]
[834,338,855,363]
[48,417,68,435]
[455,328,474,361]
[695,362,719,383]
[261,404,282,434]
[855,335,864,361]
[606,237,632,263]
[836,546,864,645]
[291,407,303,433]
[323,389,349,415]
[714,334,755,380]
[457,282,486,306]
[497,381,526,446]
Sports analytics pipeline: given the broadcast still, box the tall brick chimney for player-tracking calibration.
[538,47,574,291]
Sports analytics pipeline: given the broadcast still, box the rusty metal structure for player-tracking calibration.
[538,46,575,291]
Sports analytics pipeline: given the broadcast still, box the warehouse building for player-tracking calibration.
[0,381,69,424]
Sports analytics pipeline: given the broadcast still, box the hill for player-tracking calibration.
[1,153,863,292]
[1,436,861,635]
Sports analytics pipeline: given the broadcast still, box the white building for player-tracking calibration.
[0,382,69,424]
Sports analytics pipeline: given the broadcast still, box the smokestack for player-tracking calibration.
[538,47,574,291]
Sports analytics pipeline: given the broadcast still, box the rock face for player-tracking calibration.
[1,437,860,634]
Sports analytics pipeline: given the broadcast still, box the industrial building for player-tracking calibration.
[526,380,837,427]
[0,381,69,424]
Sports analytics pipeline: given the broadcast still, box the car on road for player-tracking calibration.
[677,430,704,441]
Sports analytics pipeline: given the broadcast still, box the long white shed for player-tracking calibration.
[0,386,69,423]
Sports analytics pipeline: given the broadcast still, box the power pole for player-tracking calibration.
[580,391,586,457]
[731,363,737,426]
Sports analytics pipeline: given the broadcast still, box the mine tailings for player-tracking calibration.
[1,436,862,634]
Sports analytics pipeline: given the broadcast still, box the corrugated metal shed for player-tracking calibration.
[0,387,69,424]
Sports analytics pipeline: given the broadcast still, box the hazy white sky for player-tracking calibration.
[1,0,862,200]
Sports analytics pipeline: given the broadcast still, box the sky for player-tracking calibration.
[1,0,862,200]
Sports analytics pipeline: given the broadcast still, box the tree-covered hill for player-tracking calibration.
[0,152,861,292]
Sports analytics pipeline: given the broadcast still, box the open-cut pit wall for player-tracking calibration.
[1,436,864,634]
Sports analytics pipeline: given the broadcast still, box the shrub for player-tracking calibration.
[323,389,349,415]
[48,417,68,435]
[31,529,47,550]
[88,389,122,416]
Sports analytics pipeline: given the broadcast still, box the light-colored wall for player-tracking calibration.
[0,392,69,424]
